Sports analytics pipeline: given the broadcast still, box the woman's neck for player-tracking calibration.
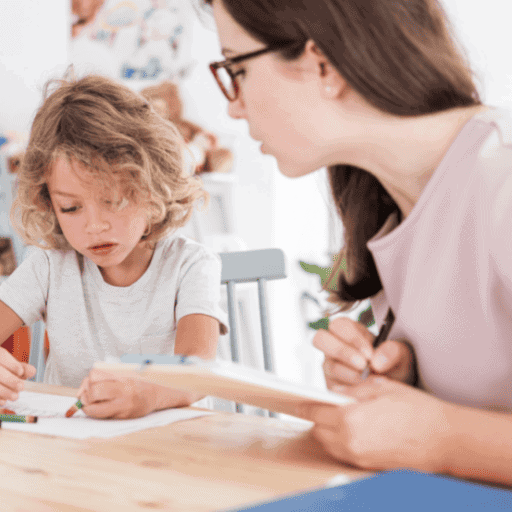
[330,101,489,218]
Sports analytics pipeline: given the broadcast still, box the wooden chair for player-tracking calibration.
[1,326,31,363]
[219,248,287,414]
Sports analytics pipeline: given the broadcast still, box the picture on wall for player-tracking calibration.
[71,0,196,81]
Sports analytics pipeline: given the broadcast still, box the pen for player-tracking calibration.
[0,414,38,423]
[360,308,395,380]
[65,399,83,418]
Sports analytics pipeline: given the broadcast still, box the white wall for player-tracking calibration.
[0,1,70,133]
[442,0,512,108]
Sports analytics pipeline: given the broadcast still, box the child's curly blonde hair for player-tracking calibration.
[12,73,207,250]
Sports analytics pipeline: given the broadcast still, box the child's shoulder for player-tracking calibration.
[158,233,218,259]
[156,234,221,271]
[22,246,81,269]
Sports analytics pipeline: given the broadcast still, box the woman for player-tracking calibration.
[203,0,512,485]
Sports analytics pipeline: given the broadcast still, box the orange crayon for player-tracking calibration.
[65,399,83,418]
[0,409,16,415]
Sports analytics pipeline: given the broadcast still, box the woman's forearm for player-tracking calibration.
[442,405,512,486]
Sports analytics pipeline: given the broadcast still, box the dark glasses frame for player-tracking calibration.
[209,44,297,101]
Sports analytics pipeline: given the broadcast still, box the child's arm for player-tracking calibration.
[174,313,220,359]
[79,314,220,419]
[0,301,37,403]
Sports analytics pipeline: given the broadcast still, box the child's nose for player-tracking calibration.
[85,208,110,233]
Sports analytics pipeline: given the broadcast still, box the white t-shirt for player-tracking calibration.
[0,234,228,387]
[367,107,512,411]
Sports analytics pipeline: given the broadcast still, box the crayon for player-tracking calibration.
[65,399,83,418]
[0,414,37,423]
[309,317,329,331]
[0,408,16,415]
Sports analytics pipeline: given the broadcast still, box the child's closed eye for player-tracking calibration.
[60,206,80,214]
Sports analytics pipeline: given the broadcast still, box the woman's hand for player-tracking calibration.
[0,347,36,405]
[298,377,454,472]
[77,369,201,419]
[313,317,416,387]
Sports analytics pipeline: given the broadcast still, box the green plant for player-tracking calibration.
[299,257,375,329]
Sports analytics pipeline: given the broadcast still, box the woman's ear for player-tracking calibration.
[303,40,347,99]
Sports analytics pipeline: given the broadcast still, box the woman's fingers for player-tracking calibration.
[370,339,416,384]
[327,317,374,359]
[313,318,374,372]
[323,357,363,387]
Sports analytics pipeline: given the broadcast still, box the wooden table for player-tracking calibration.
[0,382,369,512]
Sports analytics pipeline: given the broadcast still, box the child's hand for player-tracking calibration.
[77,369,156,419]
[0,347,36,404]
[297,377,453,472]
[313,317,416,387]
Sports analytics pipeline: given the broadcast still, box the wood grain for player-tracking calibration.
[0,382,369,511]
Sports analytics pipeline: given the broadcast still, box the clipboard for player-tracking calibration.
[93,355,356,417]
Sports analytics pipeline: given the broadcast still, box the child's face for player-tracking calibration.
[48,156,152,283]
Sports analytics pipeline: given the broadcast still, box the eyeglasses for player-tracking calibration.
[209,44,296,101]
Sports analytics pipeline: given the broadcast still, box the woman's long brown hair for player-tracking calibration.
[203,0,481,308]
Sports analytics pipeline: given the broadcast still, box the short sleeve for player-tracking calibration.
[490,173,512,288]
[0,247,49,326]
[175,247,228,335]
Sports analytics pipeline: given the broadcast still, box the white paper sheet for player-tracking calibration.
[1,391,214,439]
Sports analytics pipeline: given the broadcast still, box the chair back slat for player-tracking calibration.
[225,280,240,364]
[257,278,272,373]
[220,249,286,415]
[220,249,286,284]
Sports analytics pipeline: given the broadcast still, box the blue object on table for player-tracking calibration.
[222,469,512,511]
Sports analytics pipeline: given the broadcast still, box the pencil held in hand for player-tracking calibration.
[361,308,396,380]
[65,399,83,418]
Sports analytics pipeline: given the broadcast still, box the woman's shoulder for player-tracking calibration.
[466,107,512,193]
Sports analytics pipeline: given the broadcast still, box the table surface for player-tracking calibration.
[0,382,369,512]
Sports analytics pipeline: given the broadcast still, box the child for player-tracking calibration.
[0,73,227,419]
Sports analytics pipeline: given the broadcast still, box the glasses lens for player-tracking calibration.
[215,67,237,101]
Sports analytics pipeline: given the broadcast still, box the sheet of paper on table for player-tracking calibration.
[1,391,214,439]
